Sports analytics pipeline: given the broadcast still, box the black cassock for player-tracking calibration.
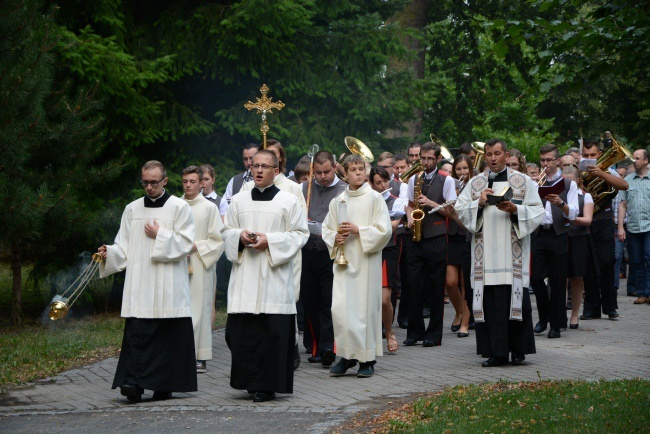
[474,284,536,358]
[226,313,295,393]
[112,317,197,392]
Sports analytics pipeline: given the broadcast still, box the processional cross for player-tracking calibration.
[244,84,285,149]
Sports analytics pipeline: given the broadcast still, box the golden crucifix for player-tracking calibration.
[244,84,285,149]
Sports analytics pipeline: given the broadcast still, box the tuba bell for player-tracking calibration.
[471,141,485,170]
[341,136,374,163]
[582,131,633,213]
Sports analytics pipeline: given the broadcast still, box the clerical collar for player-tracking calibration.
[144,190,171,208]
[251,184,280,201]
[315,176,340,188]
[490,167,508,182]
[204,190,217,200]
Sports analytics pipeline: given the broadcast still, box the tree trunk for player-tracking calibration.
[386,0,431,138]
[10,242,22,326]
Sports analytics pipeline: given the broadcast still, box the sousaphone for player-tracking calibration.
[341,136,374,163]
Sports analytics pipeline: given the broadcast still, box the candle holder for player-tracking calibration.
[335,200,349,266]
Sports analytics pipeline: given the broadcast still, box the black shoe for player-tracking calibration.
[422,339,439,347]
[293,344,300,371]
[569,323,579,329]
[321,349,335,367]
[468,320,475,330]
[120,384,143,403]
[580,313,601,320]
[605,310,620,319]
[566,302,572,310]
[533,321,547,334]
[627,291,638,297]
[547,328,561,338]
[422,307,431,318]
[329,358,357,376]
[152,391,172,401]
[482,356,509,367]
[307,356,322,363]
[457,332,469,338]
[403,338,419,346]
[253,391,275,403]
[511,352,526,366]
[398,321,408,329]
[451,322,461,333]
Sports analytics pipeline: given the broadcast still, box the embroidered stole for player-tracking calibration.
[472,170,527,322]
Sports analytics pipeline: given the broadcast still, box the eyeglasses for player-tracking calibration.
[251,164,277,170]
[420,156,438,162]
[408,153,420,158]
[140,178,165,187]
[539,158,557,163]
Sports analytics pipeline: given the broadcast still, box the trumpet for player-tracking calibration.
[537,167,548,186]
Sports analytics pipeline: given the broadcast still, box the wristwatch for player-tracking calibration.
[557,200,565,207]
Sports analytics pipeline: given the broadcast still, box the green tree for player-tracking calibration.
[0,0,122,325]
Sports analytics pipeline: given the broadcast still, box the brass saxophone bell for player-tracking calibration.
[49,299,70,320]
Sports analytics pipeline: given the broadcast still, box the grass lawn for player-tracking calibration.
[0,310,229,393]
[360,379,648,433]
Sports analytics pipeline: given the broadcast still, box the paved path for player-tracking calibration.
[1,283,648,432]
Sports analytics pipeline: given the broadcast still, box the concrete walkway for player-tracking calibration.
[1,282,648,432]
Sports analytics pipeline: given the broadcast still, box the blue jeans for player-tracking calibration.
[626,230,650,297]
[614,237,625,289]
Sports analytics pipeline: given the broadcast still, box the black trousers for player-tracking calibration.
[531,229,569,329]
[406,234,447,343]
[396,233,411,323]
[475,285,536,357]
[300,248,335,357]
[583,218,618,314]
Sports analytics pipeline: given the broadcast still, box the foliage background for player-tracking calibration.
[1,0,647,322]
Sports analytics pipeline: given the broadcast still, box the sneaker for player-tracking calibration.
[357,362,375,378]
[329,358,357,377]
[196,361,207,373]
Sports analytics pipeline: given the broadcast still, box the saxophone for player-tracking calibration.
[411,176,425,242]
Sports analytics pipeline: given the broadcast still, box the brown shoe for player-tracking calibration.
[633,296,648,304]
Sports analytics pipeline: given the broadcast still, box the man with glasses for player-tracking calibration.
[403,142,457,347]
[224,143,259,204]
[222,150,309,403]
[531,144,579,339]
[407,142,422,164]
[97,160,197,402]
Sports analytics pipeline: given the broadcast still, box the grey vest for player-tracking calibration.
[447,217,467,237]
[389,179,401,198]
[205,194,223,209]
[540,178,571,235]
[417,172,448,239]
[569,194,590,237]
[302,180,347,251]
[232,173,246,197]
[384,194,398,248]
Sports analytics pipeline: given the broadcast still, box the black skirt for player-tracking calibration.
[225,313,295,394]
[447,234,469,266]
[568,234,597,278]
[112,317,197,392]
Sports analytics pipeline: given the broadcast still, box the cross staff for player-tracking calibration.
[244,84,285,149]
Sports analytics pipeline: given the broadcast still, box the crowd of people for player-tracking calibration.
[96,136,649,402]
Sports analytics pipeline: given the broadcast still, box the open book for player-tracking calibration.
[538,178,565,199]
[486,186,513,205]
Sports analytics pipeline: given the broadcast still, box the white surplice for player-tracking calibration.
[240,173,307,298]
[454,169,543,320]
[322,183,392,362]
[184,194,224,360]
[221,188,309,314]
[100,195,195,318]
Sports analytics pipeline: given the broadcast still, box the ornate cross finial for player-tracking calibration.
[244,84,285,149]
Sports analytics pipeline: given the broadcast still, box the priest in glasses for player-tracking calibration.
[221,150,309,403]
[97,160,197,402]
